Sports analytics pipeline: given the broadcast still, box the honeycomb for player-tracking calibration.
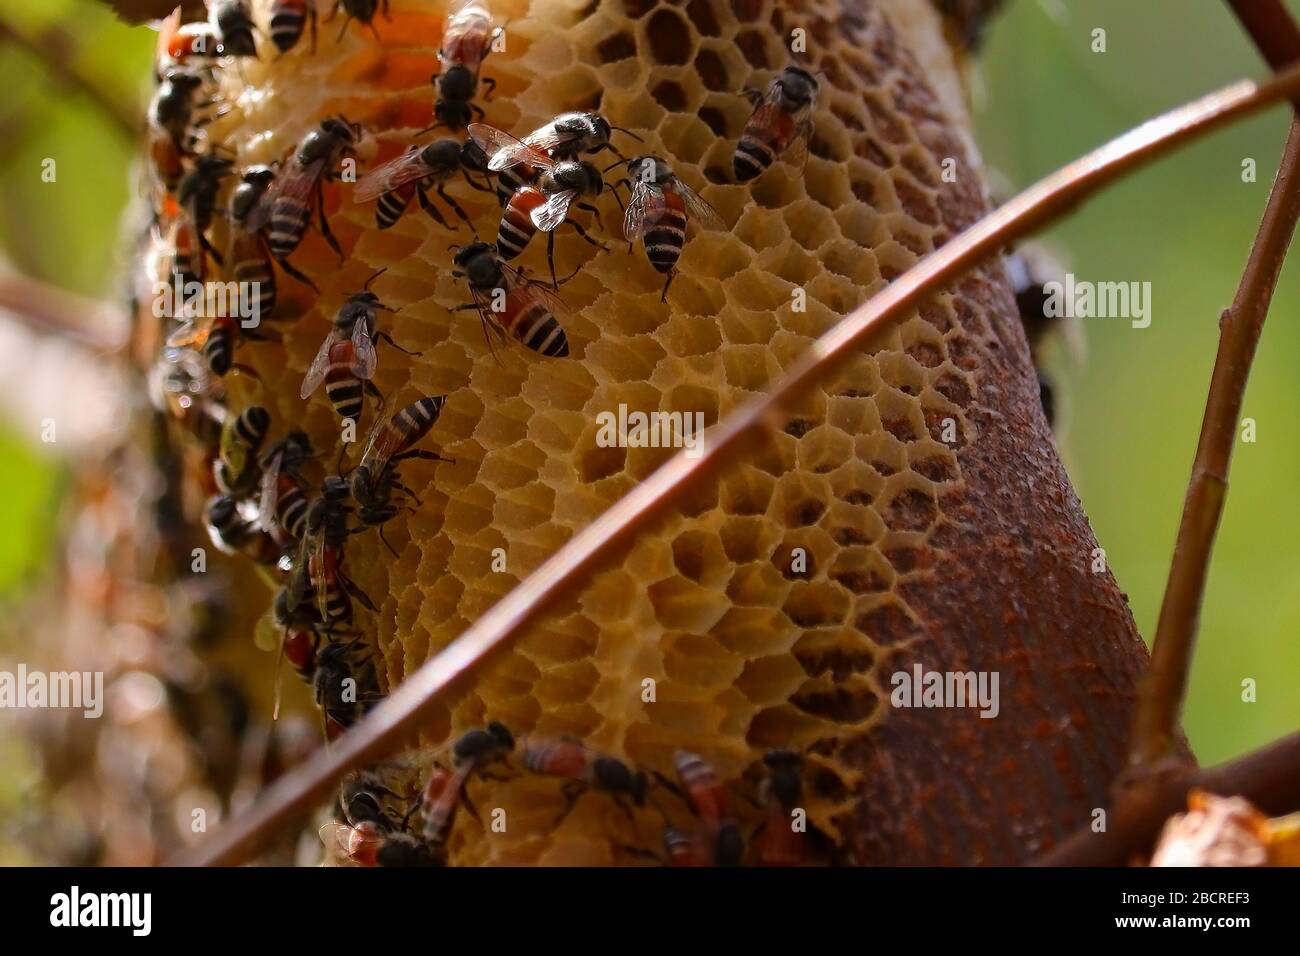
[165,0,1151,864]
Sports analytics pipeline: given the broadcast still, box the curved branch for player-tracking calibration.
[1038,730,1300,866]
[174,60,1300,867]
[1126,0,1300,772]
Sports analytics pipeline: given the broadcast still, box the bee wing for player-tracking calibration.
[358,407,395,475]
[165,315,214,349]
[299,331,338,399]
[353,149,433,203]
[317,823,370,864]
[467,285,511,358]
[219,420,247,477]
[312,534,330,625]
[256,449,283,532]
[246,158,324,234]
[622,183,662,242]
[350,320,377,380]
[285,531,314,613]
[510,268,571,323]
[223,227,261,279]
[469,124,537,172]
[521,120,574,154]
[786,117,813,170]
[530,190,576,232]
[672,179,725,231]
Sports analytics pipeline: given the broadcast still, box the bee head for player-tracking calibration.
[422,138,464,170]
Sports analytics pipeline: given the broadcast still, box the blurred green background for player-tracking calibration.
[0,0,1294,774]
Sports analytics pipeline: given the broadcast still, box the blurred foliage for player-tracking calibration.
[0,0,152,593]
[0,1,1292,766]
[977,0,1300,765]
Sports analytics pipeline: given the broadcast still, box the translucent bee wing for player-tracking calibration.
[531,189,576,232]
[256,450,283,532]
[469,123,536,172]
[742,101,784,139]
[246,157,324,234]
[165,315,214,349]
[299,331,337,399]
[521,117,580,154]
[353,148,433,203]
[312,534,330,626]
[350,321,378,380]
[671,179,725,231]
[622,183,663,242]
[786,118,813,171]
[284,531,314,613]
[357,407,395,475]
[318,822,362,862]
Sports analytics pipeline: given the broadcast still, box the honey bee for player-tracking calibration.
[149,68,214,151]
[328,0,389,41]
[471,111,636,205]
[450,241,570,358]
[413,765,465,848]
[256,430,314,535]
[214,404,270,496]
[521,737,647,821]
[211,0,258,58]
[313,637,382,735]
[618,155,724,301]
[350,395,451,555]
[471,125,610,285]
[428,0,504,131]
[282,627,321,686]
[226,165,319,321]
[205,495,287,565]
[269,0,318,54]
[320,820,438,867]
[176,151,234,272]
[286,477,375,626]
[300,269,419,423]
[165,310,267,379]
[353,139,491,230]
[733,66,819,182]
[660,750,744,865]
[247,116,363,266]
[159,16,221,70]
[452,721,515,770]
[149,131,186,196]
[755,750,804,866]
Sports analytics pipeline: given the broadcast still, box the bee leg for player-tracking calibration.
[377,524,399,559]
[383,0,392,21]
[741,86,762,106]
[555,782,586,827]
[340,572,377,612]
[481,77,497,101]
[309,8,319,54]
[335,441,349,476]
[575,201,605,232]
[436,184,472,226]
[651,770,689,806]
[364,379,386,413]
[415,184,452,229]
[546,231,559,290]
[470,103,487,122]
[460,791,482,824]
[461,170,494,194]
[660,270,675,304]
[392,481,423,506]
[199,231,225,268]
[562,217,607,252]
[374,331,421,357]
[395,449,455,466]
[613,796,636,822]
[315,178,345,262]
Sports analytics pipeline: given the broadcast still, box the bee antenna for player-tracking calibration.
[602,157,632,173]
[363,267,388,290]
[610,125,644,143]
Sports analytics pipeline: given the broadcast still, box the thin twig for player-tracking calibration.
[0,271,129,352]
[1125,0,1300,772]
[1038,730,1300,866]
[174,62,1300,867]
[0,17,138,138]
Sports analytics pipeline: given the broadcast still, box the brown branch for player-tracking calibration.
[0,271,129,352]
[1037,730,1300,866]
[1125,0,1300,772]
[173,61,1300,868]
[0,16,138,138]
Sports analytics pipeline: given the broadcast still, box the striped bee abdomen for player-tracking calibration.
[643,192,686,275]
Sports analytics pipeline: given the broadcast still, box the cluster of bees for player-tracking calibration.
[326,723,812,866]
[142,0,822,860]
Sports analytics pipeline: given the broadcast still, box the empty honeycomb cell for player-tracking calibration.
[792,629,876,682]
[932,369,975,407]
[671,529,730,585]
[828,548,894,595]
[595,30,639,62]
[909,450,957,483]
[883,543,934,575]
[734,653,810,706]
[726,561,793,605]
[694,45,735,91]
[644,7,695,64]
[578,441,628,483]
[722,345,780,391]
[790,676,880,724]
[817,236,881,285]
[883,485,939,533]
[651,78,689,111]
[662,632,743,687]
[717,304,780,345]
[782,580,851,628]
[718,515,775,565]
[719,463,776,516]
